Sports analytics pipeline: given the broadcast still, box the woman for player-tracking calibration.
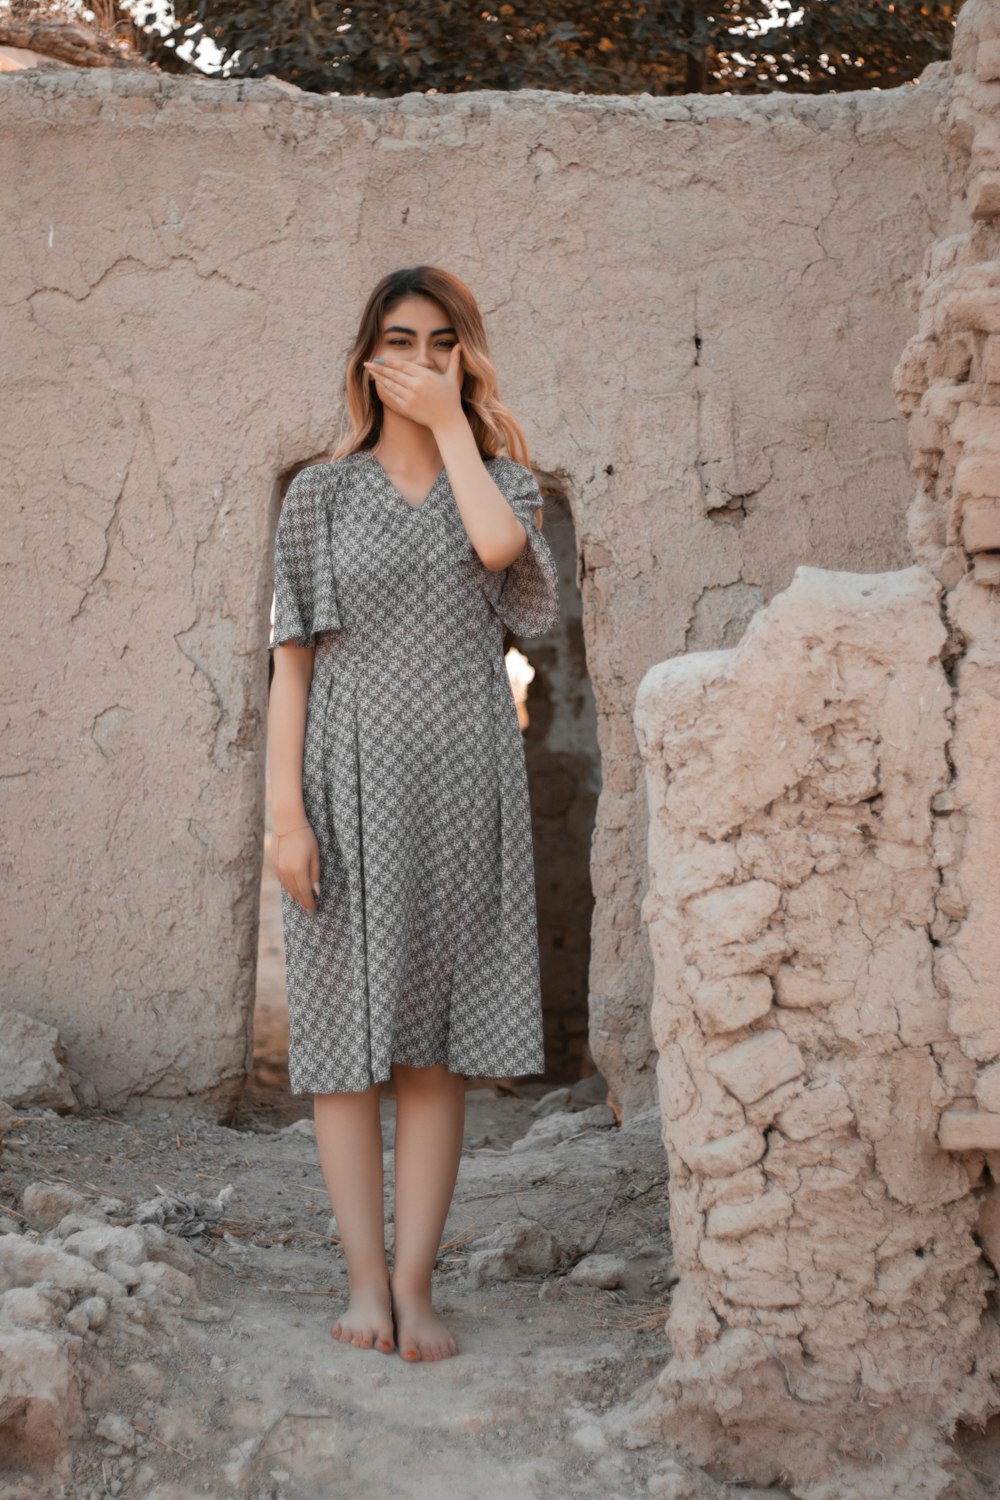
[267,265,560,1363]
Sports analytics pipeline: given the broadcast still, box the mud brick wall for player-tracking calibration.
[0,62,951,1111]
[628,4,1000,1489]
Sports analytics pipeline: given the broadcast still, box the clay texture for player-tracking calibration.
[0,59,951,1110]
[631,3,1000,1489]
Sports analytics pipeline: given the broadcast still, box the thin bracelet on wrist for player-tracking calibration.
[275,823,310,839]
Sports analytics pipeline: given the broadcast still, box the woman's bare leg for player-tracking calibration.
[389,1062,466,1361]
[313,1084,395,1354]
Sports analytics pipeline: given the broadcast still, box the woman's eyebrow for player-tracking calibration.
[383,324,456,336]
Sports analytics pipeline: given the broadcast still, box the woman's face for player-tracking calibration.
[372,294,459,374]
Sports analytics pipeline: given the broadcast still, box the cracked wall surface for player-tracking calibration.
[629,4,1000,1493]
[0,60,951,1111]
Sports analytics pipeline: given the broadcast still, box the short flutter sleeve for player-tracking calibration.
[269,463,342,650]
[485,457,560,638]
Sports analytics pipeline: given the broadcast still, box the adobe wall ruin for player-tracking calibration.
[628,2,1000,1491]
[1,52,953,1113]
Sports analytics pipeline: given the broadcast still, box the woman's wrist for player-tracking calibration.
[272,797,308,835]
[431,410,475,451]
[274,822,310,839]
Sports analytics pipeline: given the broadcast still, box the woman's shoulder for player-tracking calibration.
[288,454,363,499]
[287,459,337,490]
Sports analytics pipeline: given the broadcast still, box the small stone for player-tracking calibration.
[684,1125,766,1178]
[685,880,782,944]
[978,1185,1000,1273]
[692,974,773,1035]
[77,1295,109,1330]
[665,1281,719,1360]
[0,1285,63,1327]
[946,287,1000,335]
[707,1030,804,1104]
[705,1188,793,1241]
[939,1109,1000,1152]
[975,1061,1000,1114]
[465,1220,562,1285]
[744,1077,804,1127]
[93,1413,136,1449]
[776,1080,854,1140]
[568,1254,628,1289]
[961,497,1000,552]
[620,1247,679,1298]
[511,1103,616,1153]
[568,1072,609,1108]
[20,1182,89,1232]
[0,1006,78,1112]
[976,37,1000,80]
[530,1086,572,1118]
[63,1304,91,1336]
[466,1248,514,1287]
[0,1235,121,1299]
[570,1422,608,1454]
[973,552,1000,585]
[647,1457,697,1498]
[773,965,853,1008]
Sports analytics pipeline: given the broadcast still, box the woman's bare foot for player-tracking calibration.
[330,1280,395,1354]
[389,1276,459,1362]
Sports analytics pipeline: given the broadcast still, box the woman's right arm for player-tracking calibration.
[268,642,320,913]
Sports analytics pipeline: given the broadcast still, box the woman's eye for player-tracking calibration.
[384,339,455,350]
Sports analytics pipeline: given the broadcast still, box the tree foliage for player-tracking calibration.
[138,1,961,97]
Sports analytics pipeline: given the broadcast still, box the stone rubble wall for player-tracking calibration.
[893,5,1000,1154]
[0,1169,220,1485]
[628,3,1000,1492]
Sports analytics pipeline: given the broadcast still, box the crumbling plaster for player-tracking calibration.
[0,60,953,1112]
[627,3,1000,1491]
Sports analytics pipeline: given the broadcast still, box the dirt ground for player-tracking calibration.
[0,1086,702,1500]
[1,799,996,1499]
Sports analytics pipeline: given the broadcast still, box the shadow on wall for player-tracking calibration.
[255,463,600,1099]
[513,469,600,1085]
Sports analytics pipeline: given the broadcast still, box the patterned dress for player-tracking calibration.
[269,447,560,1095]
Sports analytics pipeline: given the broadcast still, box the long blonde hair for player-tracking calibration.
[328,267,532,466]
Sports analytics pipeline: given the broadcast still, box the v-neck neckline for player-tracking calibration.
[364,450,447,513]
